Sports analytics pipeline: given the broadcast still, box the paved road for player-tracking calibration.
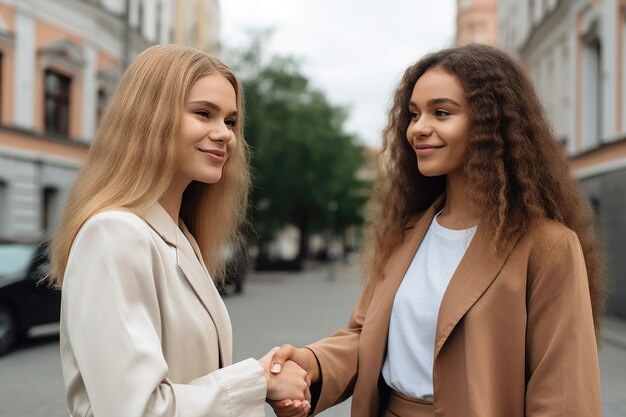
[0,263,625,416]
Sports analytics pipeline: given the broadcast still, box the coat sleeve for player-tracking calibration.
[525,229,602,416]
[62,212,266,417]
[305,277,378,415]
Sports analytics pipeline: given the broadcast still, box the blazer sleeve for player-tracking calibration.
[62,212,266,417]
[305,277,378,415]
[525,229,602,416]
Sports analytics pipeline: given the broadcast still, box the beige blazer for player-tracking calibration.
[60,204,266,417]
[307,196,601,417]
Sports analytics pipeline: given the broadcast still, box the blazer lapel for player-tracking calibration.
[143,203,232,366]
[434,223,521,360]
[359,198,444,385]
[179,223,233,366]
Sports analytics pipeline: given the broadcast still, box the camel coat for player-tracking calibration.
[307,197,601,417]
[60,204,266,417]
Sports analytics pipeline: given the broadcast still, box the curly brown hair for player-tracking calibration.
[362,44,605,334]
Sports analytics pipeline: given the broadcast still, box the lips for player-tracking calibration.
[198,148,225,156]
[414,143,444,150]
[197,147,226,162]
[414,143,444,155]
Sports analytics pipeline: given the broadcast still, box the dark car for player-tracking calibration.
[217,244,248,296]
[0,242,60,355]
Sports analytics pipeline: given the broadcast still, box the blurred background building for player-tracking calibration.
[456,0,497,46]
[0,0,219,242]
[457,0,626,319]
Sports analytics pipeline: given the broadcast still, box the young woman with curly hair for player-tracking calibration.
[48,44,311,417]
[269,44,604,417]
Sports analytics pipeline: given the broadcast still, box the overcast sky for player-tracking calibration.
[220,1,457,147]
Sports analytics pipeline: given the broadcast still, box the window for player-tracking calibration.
[138,1,144,36]
[581,36,602,148]
[0,181,7,237]
[156,1,162,42]
[0,52,3,119]
[44,70,71,135]
[42,186,59,235]
[97,88,107,123]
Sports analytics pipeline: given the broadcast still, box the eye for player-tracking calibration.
[409,111,420,121]
[195,110,210,118]
[225,118,237,128]
[435,109,451,117]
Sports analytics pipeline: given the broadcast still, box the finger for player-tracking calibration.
[276,403,308,417]
[270,344,296,373]
[268,398,293,409]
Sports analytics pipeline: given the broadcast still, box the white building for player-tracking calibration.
[498,0,626,318]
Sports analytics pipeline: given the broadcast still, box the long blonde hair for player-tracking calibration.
[49,44,250,286]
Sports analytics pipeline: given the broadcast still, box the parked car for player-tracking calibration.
[0,241,60,355]
[217,244,248,296]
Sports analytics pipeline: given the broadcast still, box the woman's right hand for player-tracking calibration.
[269,344,319,383]
[258,348,311,403]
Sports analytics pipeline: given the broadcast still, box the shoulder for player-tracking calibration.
[521,218,584,276]
[524,218,579,250]
[74,209,153,249]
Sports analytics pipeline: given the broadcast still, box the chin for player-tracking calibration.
[416,164,442,178]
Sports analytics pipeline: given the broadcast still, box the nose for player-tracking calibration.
[208,122,233,143]
[406,116,433,140]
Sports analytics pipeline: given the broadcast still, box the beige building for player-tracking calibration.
[497,0,626,318]
[0,0,220,241]
[174,0,220,52]
[456,0,498,46]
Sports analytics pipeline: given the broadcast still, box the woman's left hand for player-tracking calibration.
[268,398,311,417]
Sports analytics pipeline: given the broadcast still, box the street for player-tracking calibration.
[1,263,625,416]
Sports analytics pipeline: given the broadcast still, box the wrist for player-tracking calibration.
[302,347,320,383]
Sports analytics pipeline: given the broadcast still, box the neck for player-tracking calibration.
[437,171,477,230]
[159,177,190,224]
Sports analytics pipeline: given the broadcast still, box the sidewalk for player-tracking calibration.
[601,315,626,349]
[599,316,626,416]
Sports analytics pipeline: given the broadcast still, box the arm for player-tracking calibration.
[63,212,275,417]
[270,277,379,415]
[525,229,602,416]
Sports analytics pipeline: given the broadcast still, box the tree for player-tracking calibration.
[229,35,370,264]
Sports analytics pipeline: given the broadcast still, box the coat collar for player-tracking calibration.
[142,203,233,366]
[368,194,520,363]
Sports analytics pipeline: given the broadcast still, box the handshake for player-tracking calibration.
[258,344,318,417]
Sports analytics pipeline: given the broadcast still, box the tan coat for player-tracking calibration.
[308,197,601,417]
[60,204,266,417]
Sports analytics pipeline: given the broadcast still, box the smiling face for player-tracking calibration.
[178,73,238,186]
[406,68,470,179]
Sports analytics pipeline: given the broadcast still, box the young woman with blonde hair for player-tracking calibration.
[270,44,604,417]
[49,44,310,417]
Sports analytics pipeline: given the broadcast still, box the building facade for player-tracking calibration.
[497,0,626,318]
[0,0,220,242]
[456,0,498,46]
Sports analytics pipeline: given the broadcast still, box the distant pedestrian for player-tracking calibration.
[48,44,310,417]
[270,44,604,417]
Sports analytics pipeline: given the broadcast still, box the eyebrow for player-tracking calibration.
[188,100,238,117]
[408,98,462,108]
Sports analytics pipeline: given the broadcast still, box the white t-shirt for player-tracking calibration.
[381,213,476,400]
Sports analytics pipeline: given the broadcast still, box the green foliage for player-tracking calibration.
[228,35,371,257]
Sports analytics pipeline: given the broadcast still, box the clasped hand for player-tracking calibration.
[264,345,318,417]
[259,347,312,416]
